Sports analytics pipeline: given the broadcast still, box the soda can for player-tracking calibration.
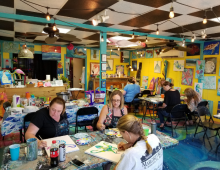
[59,143,66,162]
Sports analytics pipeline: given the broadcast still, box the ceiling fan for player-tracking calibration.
[146,40,192,53]
[21,23,82,44]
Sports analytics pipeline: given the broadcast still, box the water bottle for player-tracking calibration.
[151,122,157,135]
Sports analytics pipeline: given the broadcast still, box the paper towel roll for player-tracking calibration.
[13,95,21,107]
[11,107,24,115]
[46,75,50,81]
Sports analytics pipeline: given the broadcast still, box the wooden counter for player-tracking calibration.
[0,85,67,101]
[95,77,128,89]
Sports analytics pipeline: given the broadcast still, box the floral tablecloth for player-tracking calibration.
[1,104,104,136]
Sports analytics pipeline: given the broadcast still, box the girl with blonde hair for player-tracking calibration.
[114,115,163,170]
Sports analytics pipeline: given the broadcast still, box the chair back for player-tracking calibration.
[23,112,37,142]
[3,101,11,110]
[170,104,188,118]
[134,92,143,99]
[198,101,208,107]
[142,90,151,95]
[197,106,214,123]
[76,107,99,123]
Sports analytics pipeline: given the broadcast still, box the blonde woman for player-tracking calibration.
[96,90,127,130]
[184,88,202,125]
[112,115,163,170]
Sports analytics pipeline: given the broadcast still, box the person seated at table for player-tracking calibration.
[123,77,141,112]
[113,115,163,170]
[96,90,127,130]
[184,88,202,125]
[157,81,180,130]
[25,97,69,149]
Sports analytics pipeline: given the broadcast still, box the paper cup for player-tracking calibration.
[143,127,149,136]
[9,144,20,161]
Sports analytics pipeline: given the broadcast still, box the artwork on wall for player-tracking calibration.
[166,78,172,83]
[106,59,114,71]
[57,61,63,74]
[123,51,129,59]
[174,87,181,93]
[101,63,106,71]
[121,51,129,63]
[102,72,106,79]
[146,49,154,58]
[207,100,213,116]
[186,43,200,56]
[201,76,216,89]
[116,65,124,75]
[132,60,137,71]
[162,60,168,80]
[185,59,199,66]
[42,45,61,60]
[203,41,220,55]
[132,51,137,59]
[218,79,220,96]
[3,42,19,53]
[181,68,193,86]
[20,43,34,53]
[149,77,155,90]
[142,76,149,88]
[90,62,100,75]
[0,71,12,85]
[153,48,161,58]
[195,60,205,79]
[73,47,86,57]
[111,50,120,58]
[106,50,111,58]
[3,59,11,69]
[204,57,217,74]
[218,101,220,114]
[91,49,100,60]
[194,83,203,97]
[101,80,106,88]
[173,60,184,71]
[136,50,145,58]
[154,61,161,73]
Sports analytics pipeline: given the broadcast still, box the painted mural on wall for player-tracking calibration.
[181,68,193,86]
[204,57,216,74]
[186,43,200,56]
[3,42,19,53]
[146,49,153,58]
[195,60,205,79]
[201,76,216,89]
[203,41,219,55]
[91,49,100,60]
[42,45,61,60]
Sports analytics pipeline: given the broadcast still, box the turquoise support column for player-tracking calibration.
[0,41,3,69]
[128,51,131,76]
[100,32,107,104]
[198,42,204,83]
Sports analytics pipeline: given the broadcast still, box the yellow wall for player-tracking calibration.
[130,50,220,118]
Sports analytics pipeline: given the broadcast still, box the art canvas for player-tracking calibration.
[203,41,220,55]
[85,141,124,163]
[174,87,181,93]
[106,50,111,58]
[106,59,114,71]
[44,135,79,156]
[42,45,61,60]
[111,50,120,58]
[146,49,153,58]
[204,57,217,74]
[123,51,129,59]
[207,100,213,116]
[186,43,200,56]
[3,59,11,69]
[181,68,193,86]
[57,61,63,74]
[218,101,220,114]
[173,60,184,71]
[166,78,172,83]
[154,61,161,73]
[186,59,199,67]
[3,42,19,53]
[218,79,220,96]
[116,65,124,75]
[20,43,34,53]
[90,62,100,75]
[194,83,203,97]
[132,51,137,59]
[201,76,216,89]
[142,76,149,87]
[132,60,137,71]
[91,49,100,60]
[137,50,145,58]
[154,48,161,58]
[149,77,155,90]
[195,60,205,79]
[0,71,12,85]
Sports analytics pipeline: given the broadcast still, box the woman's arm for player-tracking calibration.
[96,105,108,130]
[123,106,128,115]
[25,123,47,149]
[122,90,126,95]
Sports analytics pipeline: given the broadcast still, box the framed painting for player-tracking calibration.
[106,59,114,71]
[90,62,100,75]
[132,60,137,71]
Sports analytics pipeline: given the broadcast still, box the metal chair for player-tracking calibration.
[75,107,98,133]
[164,104,189,137]
[194,106,220,150]
[191,101,208,123]
[124,92,143,115]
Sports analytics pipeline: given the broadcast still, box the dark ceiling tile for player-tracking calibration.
[133,28,154,33]
[83,33,111,41]
[74,27,98,33]
[0,36,14,41]
[189,5,220,19]
[124,0,171,8]
[0,19,14,31]
[0,0,14,8]
[57,0,118,19]
[15,20,46,26]
[206,32,220,38]
[15,32,37,39]
[88,42,101,46]
[73,43,86,46]
[33,40,45,44]
[16,9,52,18]
[56,39,72,43]
[83,21,114,27]
[129,38,143,42]
[164,21,220,34]
[119,9,181,27]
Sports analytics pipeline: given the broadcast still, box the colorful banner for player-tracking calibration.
[42,45,61,60]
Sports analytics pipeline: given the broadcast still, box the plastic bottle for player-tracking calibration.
[29,94,36,106]
[26,92,31,106]
[50,140,59,167]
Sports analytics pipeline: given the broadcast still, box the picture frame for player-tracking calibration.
[106,59,114,71]
[102,63,106,71]
[101,54,107,62]
[132,60,137,71]
[101,80,106,88]
[90,62,100,75]
[102,72,106,79]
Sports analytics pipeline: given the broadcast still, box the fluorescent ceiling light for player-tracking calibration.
[42,28,71,34]
[110,36,132,40]
[209,17,220,23]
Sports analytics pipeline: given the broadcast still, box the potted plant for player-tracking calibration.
[60,76,70,88]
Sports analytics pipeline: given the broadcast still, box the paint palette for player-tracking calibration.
[76,138,91,145]
[74,133,89,139]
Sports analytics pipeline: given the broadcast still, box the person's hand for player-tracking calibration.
[118,142,132,151]
[38,140,47,149]
[100,124,105,131]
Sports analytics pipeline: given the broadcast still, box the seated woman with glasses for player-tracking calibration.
[96,90,127,130]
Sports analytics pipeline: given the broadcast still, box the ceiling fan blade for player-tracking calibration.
[45,37,57,44]
[175,46,192,52]
[147,42,168,47]
[162,47,172,53]
[26,32,47,36]
[57,33,81,42]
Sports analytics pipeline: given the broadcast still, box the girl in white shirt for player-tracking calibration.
[114,115,163,170]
